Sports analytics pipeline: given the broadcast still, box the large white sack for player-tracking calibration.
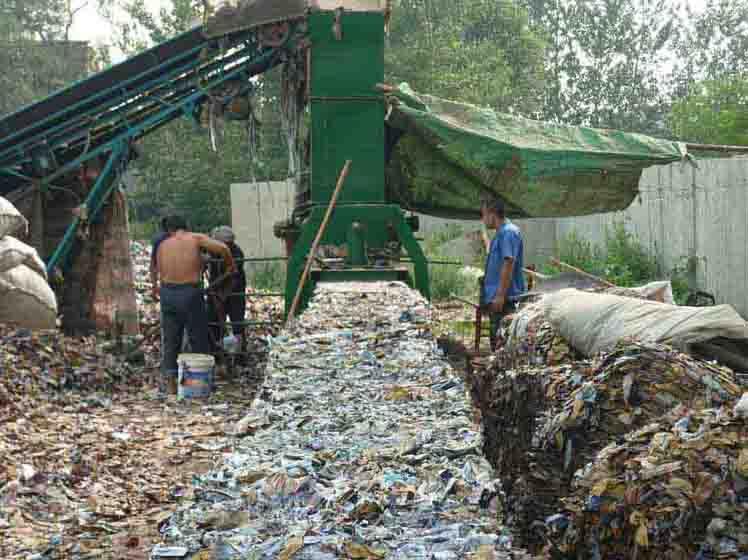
[0,236,47,278]
[543,288,748,357]
[623,280,674,304]
[0,264,57,329]
[0,196,28,238]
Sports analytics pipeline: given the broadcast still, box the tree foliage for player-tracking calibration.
[669,76,748,145]
[518,0,680,134]
[386,0,545,115]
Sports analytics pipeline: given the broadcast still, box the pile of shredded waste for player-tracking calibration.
[151,282,539,559]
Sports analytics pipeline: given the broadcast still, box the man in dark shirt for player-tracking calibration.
[208,226,247,349]
[481,199,526,351]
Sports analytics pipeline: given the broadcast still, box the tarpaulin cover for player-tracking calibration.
[385,84,687,220]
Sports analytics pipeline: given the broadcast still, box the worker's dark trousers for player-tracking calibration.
[207,294,246,351]
[488,300,518,351]
[160,284,211,379]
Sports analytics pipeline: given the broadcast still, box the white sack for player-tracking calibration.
[625,280,674,304]
[543,288,748,357]
[0,236,47,278]
[0,264,57,329]
[0,196,28,238]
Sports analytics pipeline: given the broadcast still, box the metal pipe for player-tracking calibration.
[686,142,748,154]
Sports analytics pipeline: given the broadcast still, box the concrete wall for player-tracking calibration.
[531,157,748,316]
[231,157,748,315]
[231,181,294,275]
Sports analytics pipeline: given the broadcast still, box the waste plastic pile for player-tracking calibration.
[0,325,146,406]
[0,241,275,559]
[152,282,537,559]
[469,286,748,556]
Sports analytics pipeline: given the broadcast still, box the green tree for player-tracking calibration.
[668,76,748,145]
[386,0,546,115]
[669,0,748,98]
[518,0,679,134]
[0,0,88,115]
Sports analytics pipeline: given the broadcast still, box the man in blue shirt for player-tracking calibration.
[481,199,526,350]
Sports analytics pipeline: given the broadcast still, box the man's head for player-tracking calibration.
[481,199,506,229]
[165,215,187,232]
[211,225,235,244]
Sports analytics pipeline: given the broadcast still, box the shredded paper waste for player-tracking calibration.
[151,282,536,559]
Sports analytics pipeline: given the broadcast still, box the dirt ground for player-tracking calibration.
[1,366,266,559]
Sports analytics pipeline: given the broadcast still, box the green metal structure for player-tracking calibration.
[282,8,429,315]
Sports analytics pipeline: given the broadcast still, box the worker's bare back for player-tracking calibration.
[157,232,234,285]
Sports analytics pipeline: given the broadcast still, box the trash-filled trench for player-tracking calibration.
[2,241,748,559]
[466,286,748,559]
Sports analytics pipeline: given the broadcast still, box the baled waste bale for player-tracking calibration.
[0,235,57,329]
[500,282,669,370]
[546,406,748,559]
[0,196,27,238]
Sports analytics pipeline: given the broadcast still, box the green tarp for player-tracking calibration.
[385,84,687,220]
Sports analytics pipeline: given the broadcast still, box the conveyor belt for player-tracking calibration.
[0,19,292,276]
[0,25,280,177]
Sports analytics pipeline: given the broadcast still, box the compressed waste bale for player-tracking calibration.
[502,284,669,370]
[0,263,57,329]
[547,406,748,559]
[0,196,27,238]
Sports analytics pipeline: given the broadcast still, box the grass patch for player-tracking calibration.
[543,220,691,304]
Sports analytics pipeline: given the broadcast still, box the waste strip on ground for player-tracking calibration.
[151,282,537,559]
[466,288,748,557]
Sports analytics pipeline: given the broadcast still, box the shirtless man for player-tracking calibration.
[152,215,236,394]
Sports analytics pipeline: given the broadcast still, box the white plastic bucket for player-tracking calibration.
[177,353,215,400]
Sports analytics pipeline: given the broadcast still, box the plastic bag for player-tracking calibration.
[543,288,748,357]
[0,236,47,278]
